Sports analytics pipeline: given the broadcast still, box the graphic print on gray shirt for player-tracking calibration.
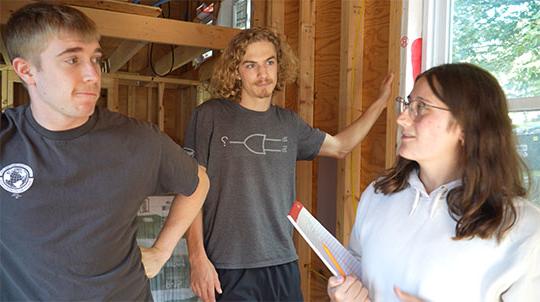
[184,99,325,269]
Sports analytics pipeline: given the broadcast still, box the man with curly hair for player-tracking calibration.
[184,27,393,302]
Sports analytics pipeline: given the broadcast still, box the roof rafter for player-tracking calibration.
[146,46,207,76]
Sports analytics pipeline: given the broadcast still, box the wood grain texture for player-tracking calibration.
[336,0,365,246]
[43,0,161,17]
[360,0,390,191]
[296,0,316,299]
[284,0,299,112]
[314,0,341,135]
[311,1,341,300]
[386,0,402,168]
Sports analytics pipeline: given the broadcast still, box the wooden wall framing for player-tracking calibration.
[0,1,403,300]
[0,0,238,144]
[295,1,316,300]
[0,65,199,143]
[0,0,240,50]
[264,0,402,300]
[336,0,402,248]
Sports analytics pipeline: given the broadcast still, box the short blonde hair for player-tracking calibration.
[209,27,298,99]
[3,2,100,69]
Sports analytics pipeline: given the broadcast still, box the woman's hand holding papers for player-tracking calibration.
[327,275,371,302]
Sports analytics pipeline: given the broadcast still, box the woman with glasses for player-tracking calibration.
[327,63,540,302]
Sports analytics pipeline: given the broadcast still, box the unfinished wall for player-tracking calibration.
[267,0,401,300]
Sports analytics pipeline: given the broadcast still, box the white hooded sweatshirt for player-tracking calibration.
[349,171,540,302]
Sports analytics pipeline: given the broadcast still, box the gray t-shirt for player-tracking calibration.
[0,105,199,301]
[184,99,325,269]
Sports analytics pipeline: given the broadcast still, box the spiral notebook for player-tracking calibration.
[287,201,362,277]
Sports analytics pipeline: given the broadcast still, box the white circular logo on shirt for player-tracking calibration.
[0,163,34,194]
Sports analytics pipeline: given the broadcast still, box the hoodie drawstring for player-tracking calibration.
[409,189,421,216]
[429,188,446,218]
[409,186,447,218]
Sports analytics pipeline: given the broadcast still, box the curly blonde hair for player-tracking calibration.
[209,27,299,100]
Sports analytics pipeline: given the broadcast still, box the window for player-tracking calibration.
[215,0,251,29]
[414,0,540,202]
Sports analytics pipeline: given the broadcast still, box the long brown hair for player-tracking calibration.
[375,63,529,241]
[209,27,298,100]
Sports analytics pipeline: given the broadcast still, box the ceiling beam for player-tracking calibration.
[1,0,240,49]
[43,0,162,17]
[108,40,148,72]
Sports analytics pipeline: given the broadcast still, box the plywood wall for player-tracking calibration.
[269,0,401,300]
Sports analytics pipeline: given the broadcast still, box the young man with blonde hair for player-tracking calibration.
[0,3,208,300]
[184,27,393,301]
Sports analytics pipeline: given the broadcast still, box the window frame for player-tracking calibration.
[417,0,540,203]
[422,0,540,112]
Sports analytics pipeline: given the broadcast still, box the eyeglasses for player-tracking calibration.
[395,96,450,120]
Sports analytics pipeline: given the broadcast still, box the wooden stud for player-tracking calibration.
[283,0,299,112]
[1,66,23,109]
[267,0,284,34]
[359,0,391,190]
[6,69,17,108]
[386,1,402,168]
[147,87,154,123]
[107,78,119,112]
[336,0,365,246]
[311,1,343,299]
[177,87,185,143]
[295,0,316,300]
[100,76,113,89]
[313,0,341,135]
[127,60,136,117]
[267,0,285,108]
[0,28,10,65]
[177,86,196,144]
[157,82,165,131]
[251,0,267,28]
[1,69,8,110]
[297,1,315,126]
[335,0,395,247]
[127,85,136,117]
